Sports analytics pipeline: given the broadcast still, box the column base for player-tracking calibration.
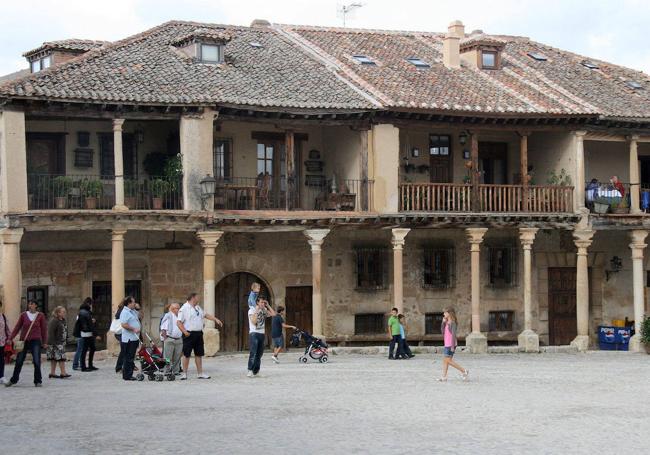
[106,331,121,356]
[112,205,129,212]
[517,329,540,353]
[203,328,221,356]
[465,332,488,354]
[570,335,590,352]
[629,334,645,353]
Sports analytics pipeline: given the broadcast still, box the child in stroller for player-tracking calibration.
[290,328,329,363]
[135,332,175,381]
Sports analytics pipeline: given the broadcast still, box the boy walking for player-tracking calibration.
[271,306,296,364]
[398,314,414,359]
[387,307,401,359]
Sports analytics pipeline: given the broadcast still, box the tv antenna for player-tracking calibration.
[338,2,363,27]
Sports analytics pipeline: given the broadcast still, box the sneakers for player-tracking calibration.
[271,355,279,364]
[436,376,448,382]
[197,374,211,379]
[247,370,254,378]
[35,383,42,387]
[4,380,14,387]
[461,369,470,381]
[180,373,187,380]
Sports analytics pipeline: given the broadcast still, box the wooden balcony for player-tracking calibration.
[399,183,574,213]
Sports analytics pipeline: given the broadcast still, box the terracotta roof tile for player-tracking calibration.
[23,39,109,57]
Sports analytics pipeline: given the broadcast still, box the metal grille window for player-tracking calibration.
[26,286,48,315]
[425,312,444,334]
[355,313,386,334]
[423,248,454,288]
[355,248,388,290]
[489,310,514,331]
[214,138,233,180]
[429,135,451,156]
[488,245,517,287]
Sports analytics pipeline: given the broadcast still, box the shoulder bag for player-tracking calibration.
[14,313,38,352]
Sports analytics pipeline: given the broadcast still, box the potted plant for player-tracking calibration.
[80,178,103,209]
[150,178,170,209]
[593,196,610,214]
[610,195,629,214]
[124,179,138,209]
[52,176,73,209]
[640,316,650,354]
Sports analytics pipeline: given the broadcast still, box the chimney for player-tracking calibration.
[250,19,271,28]
[443,20,464,69]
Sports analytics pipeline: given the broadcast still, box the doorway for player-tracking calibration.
[91,280,142,349]
[429,134,452,183]
[284,286,313,348]
[479,142,508,184]
[215,272,271,351]
[548,268,577,345]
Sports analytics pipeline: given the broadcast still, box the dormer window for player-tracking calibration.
[460,36,505,70]
[481,50,497,69]
[29,54,52,73]
[200,44,222,63]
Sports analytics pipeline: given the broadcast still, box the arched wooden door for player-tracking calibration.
[215,272,271,352]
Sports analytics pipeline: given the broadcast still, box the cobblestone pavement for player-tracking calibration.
[1,351,649,454]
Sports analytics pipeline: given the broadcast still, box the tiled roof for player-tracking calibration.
[2,20,650,120]
[1,21,377,110]
[23,39,109,57]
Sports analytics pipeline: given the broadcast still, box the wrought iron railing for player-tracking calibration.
[124,177,183,210]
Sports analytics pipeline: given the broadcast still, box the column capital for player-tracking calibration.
[627,134,640,142]
[111,229,127,239]
[0,227,24,244]
[304,229,330,249]
[574,130,587,138]
[629,229,648,251]
[518,227,538,247]
[112,118,125,131]
[572,229,594,250]
[197,230,224,249]
[391,228,410,249]
[466,227,488,244]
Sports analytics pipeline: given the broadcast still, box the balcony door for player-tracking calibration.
[429,134,451,183]
[479,142,508,184]
[26,133,65,175]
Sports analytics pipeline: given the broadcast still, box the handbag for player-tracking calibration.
[109,318,123,334]
[14,313,38,353]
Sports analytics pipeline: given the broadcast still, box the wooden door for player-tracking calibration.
[215,273,271,352]
[284,286,313,347]
[92,280,141,349]
[27,133,65,175]
[479,142,508,184]
[548,268,577,345]
[429,134,451,183]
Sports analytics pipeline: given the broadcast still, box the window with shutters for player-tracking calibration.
[489,310,514,331]
[488,245,517,287]
[423,248,454,288]
[355,248,388,290]
[425,312,444,334]
[354,313,386,334]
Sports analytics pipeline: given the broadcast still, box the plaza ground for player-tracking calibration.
[1,351,649,454]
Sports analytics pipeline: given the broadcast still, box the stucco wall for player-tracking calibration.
[1,110,28,212]
[528,132,575,186]
[584,140,628,183]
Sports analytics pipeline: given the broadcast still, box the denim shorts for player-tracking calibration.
[272,337,284,348]
[443,347,455,358]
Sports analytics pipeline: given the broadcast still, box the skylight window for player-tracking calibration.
[626,80,643,89]
[249,41,263,48]
[352,55,375,65]
[581,60,599,69]
[527,52,548,61]
[407,57,430,68]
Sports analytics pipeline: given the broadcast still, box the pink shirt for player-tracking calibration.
[443,323,454,347]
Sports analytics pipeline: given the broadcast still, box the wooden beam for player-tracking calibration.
[470,132,480,211]
[359,129,369,211]
[285,130,295,211]
[519,132,529,211]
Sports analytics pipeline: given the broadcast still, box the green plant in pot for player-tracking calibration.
[80,178,103,209]
[124,179,138,209]
[51,176,73,209]
[640,317,650,354]
[150,178,170,210]
[610,195,629,214]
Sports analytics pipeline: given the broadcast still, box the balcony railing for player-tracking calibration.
[399,183,574,213]
[214,177,373,212]
[27,174,183,210]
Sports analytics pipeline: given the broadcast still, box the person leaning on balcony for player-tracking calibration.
[5,300,48,387]
[611,176,625,197]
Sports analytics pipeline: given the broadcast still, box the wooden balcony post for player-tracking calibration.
[285,130,295,211]
[519,132,529,212]
[628,135,641,214]
[359,128,369,211]
[112,119,128,211]
[574,131,587,211]
[470,132,479,211]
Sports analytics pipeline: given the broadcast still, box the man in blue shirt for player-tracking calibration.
[119,297,141,381]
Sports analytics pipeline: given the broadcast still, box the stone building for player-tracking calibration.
[1,19,650,354]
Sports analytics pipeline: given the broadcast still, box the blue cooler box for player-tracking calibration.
[598,326,616,350]
[615,327,631,351]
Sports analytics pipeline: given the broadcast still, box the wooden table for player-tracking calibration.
[220,184,258,210]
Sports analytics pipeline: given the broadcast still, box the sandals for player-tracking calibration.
[436,376,448,382]
[461,369,470,381]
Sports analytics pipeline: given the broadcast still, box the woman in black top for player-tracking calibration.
[76,298,98,372]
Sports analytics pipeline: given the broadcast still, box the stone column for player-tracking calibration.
[1,228,24,326]
[180,109,217,211]
[517,228,539,352]
[197,230,224,356]
[371,124,399,213]
[571,229,595,351]
[574,131,587,211]
[112,119,128,211]
[466,228,488,353]
[629,230,648,352]
[629,135,641,214]
[391,228,410,314]
[304,229,330,338]
[0,110,28,212]
[108,228,127,355]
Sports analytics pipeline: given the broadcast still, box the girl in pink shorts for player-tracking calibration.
[438,307,469,382]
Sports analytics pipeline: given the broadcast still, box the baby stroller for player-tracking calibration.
[135,332,175,382]
[291,328,329,363]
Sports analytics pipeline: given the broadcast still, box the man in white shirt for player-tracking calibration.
[160,303,183,375]
[177,292,223,380]
[247,296,276,378]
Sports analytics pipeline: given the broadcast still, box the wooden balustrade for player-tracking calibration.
[399,183,573,213]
